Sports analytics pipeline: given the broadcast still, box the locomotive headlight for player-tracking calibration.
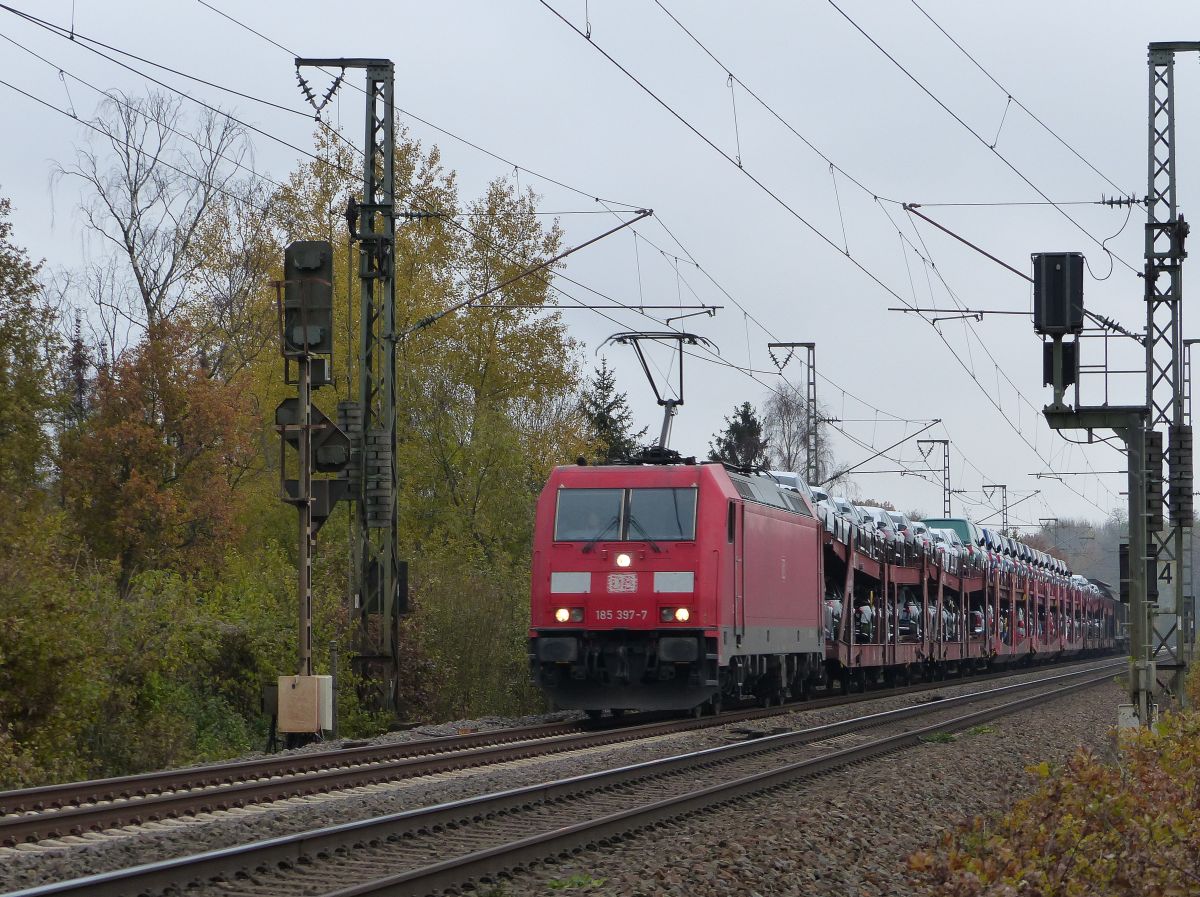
[674,607,691,622]
[616,552,632,568]
[555,607,571,623]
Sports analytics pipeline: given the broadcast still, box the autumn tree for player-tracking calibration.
[579,356,647,462]
[0,194,61,505]
[187,180,279,380]
[709,401,770,468]
[395,178,589,716]
[61,320,255,591]
[269,132,590,718]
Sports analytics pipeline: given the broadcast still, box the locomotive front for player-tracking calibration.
[529,463,724,714]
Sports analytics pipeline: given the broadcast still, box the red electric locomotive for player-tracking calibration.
[529,460,825,715]
[530,458,1125,717]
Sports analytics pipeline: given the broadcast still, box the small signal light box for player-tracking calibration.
[1032,252,1084,336]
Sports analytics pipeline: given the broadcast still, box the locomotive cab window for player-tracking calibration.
[554,488,623,542]
[628,488,697,541]
[554,487,697,542]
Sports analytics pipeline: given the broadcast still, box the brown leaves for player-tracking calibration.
[61,319,255,590]
[910,711,1200,896]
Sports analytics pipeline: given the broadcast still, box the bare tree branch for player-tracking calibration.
[53,90,250,333]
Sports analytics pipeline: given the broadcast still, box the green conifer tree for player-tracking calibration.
[579,357,647,462]
[708,401,770,468]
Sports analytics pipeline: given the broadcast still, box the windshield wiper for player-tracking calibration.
[581,515,620,553]
[626,515,663,553]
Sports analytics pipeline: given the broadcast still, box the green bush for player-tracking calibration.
[411,552,543,721]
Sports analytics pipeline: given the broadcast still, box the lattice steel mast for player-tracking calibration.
[297,58,401,709]
[1145,43,1195,705]
[918,439,952,516]
[767,342,818,483]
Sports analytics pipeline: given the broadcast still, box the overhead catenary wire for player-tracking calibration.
[29,1,790,419]
[0,30,294,196]
[0,3,369,184]
[186,0,961,443]
[1,1,648,218]
[641,2,1132,484]
[541,0,1117,516]
[0,5,715,346]
[190,0,643,211]
[884,212,1118,512]
[906,0,1129,197]
[0,67,688,380]
[4,5,962,500]
[821,0,1138,275]
[0,75,277,216]
[537,0,927,315]
[10,0,1113,515]
[648,0,898,202]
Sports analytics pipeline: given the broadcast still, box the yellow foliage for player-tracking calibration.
[912,695,1200,896]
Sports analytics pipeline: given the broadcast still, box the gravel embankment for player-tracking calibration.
[0,662,1120,894]
[509,677,1124,897]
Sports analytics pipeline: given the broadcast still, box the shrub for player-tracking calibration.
[910,692,1200,896]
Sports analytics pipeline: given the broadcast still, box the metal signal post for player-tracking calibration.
[275,241,352,742]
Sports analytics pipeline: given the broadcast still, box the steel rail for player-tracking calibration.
[0,656,1119,846]
[368,669,1113,897]
[0,721,586,814]
[5,661,1120,897]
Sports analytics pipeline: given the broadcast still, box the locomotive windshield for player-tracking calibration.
[554,487,697,542]
[627,487,696,540]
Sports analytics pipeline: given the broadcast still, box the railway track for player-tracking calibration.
[0,656,1118,848]
[5,661,1120,897]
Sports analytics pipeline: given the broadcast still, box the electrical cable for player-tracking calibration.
[0,8,702,348]
[538,0,927,314]
[0,69,682,378]
[542,0,1117,515]
[188,0,1068,466]
[906,0,1129,197]
[1,5,944,499]
[822,0,1139,275]
[887,217,1118,512]
[0,3,367,184]
[649,0,899,203]
[10,0,1118,515]
[0,74,273,215]
[0,30,292,194]
[189,0,643,211]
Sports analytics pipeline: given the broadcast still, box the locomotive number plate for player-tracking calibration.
[594,608,649,622]
[607,572,638,593]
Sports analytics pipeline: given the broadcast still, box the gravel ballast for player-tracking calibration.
[0,662,1121,894]
[507,677,1124,897]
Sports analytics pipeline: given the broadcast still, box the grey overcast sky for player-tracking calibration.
[3,1,1199,527]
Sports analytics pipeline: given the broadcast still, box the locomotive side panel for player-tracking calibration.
[736,502,823,656]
